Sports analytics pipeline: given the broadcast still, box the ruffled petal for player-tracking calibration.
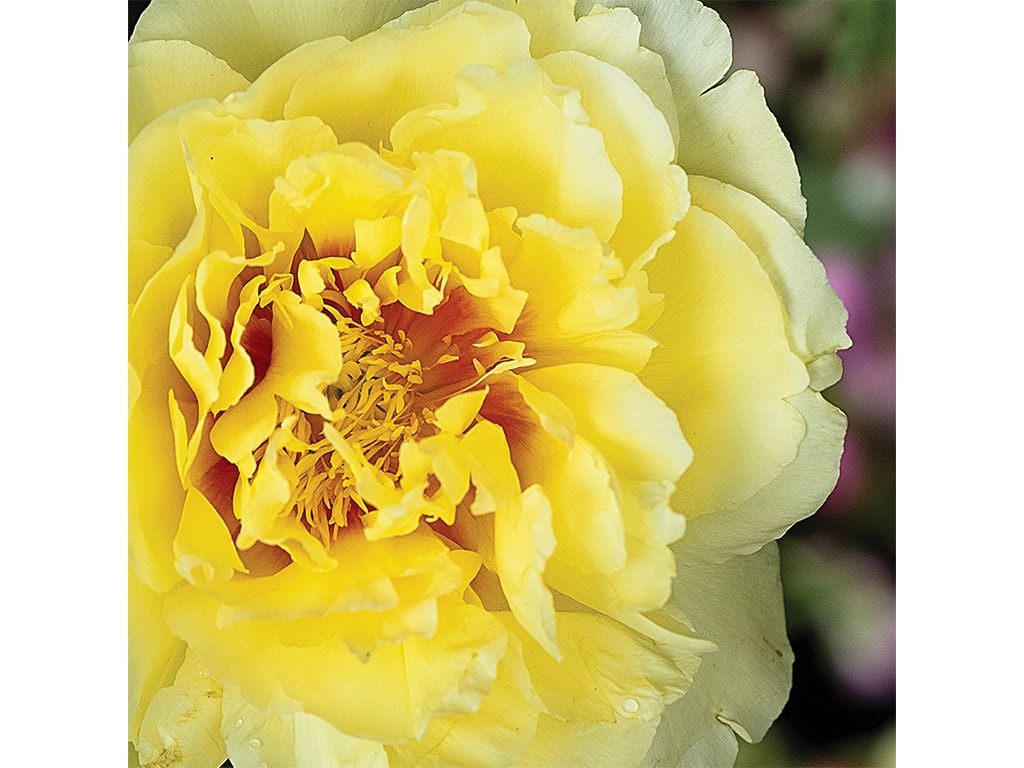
[284,2,532,150]
[524,363,691,483]
[502,610,698,766]
[539,47,684,267]
[389,59,623,241]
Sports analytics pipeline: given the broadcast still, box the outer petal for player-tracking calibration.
[675,389,847,564]
[687,175,851,391]
[641,205,809,523]
[641,543,793,767]
[650,177,849,563]
[129,215,213,591]
[578,0,806,232]
[519,718,659,768]
[130,0,431,81]
[128,39,249,142]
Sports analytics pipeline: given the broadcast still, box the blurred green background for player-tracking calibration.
[129,1,896,765]
[703,2,896,766]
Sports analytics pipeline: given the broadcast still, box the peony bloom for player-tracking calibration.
[128,1,849,766]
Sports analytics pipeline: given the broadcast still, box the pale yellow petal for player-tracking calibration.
[131,0,431,81]
[219,687,390,768]
[642,543,793,766]
[688,175,851,390]
[128,239,174,305]
[675,389,847,564]
[391,0,681,149]
[641,205,808,519]
[580,0,806,232]
[461,420,523,516]
[269,144,411,267]
[129,385,188,592]
[221,687,296,768]
[500,609,700,767]
[293,713,389,768]
[507,215,655,372]
[676,69,806,235]
[129,208,215,591]
[179,110,337,250]
[432,387,489,435]
[206,529,467,657]
[128,107,204,298]
[129,39,249,142]
[564,4,682,148]
[544,437,627,577]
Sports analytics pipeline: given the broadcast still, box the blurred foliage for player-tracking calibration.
[705,2,896,766]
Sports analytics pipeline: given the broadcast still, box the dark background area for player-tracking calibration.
[129,2,896,766]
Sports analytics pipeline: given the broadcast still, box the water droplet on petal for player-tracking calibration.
[233,718,244,729]
[621,698,639,714]
[250,738,262,749]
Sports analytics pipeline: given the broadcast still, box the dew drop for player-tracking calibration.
[233,718,244,729]
[250,738,262,749]
[197,668,208,677]
[621,698,639,715]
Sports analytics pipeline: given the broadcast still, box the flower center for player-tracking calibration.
[283,315,432,544]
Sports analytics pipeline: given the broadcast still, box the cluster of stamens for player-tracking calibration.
[282,312,433,544]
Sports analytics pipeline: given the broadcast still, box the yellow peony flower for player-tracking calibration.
[128,1,850,766]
